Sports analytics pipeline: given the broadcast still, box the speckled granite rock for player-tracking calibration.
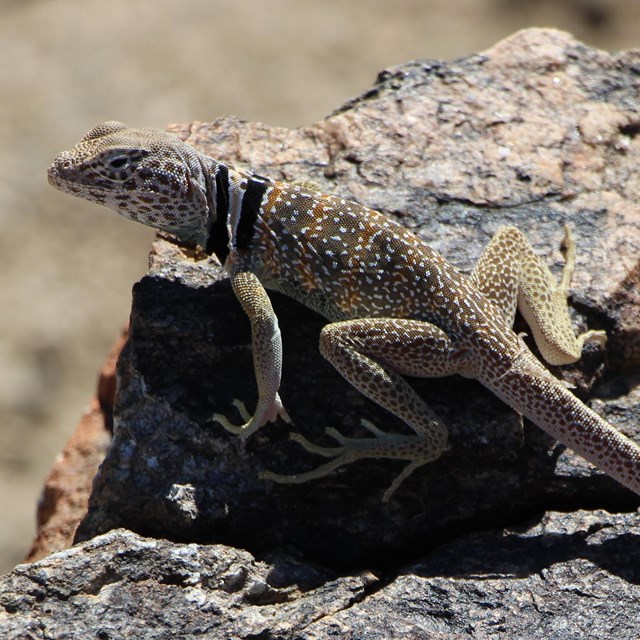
[3,511,639,639]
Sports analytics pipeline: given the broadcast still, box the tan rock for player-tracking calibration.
[24,330,125,561]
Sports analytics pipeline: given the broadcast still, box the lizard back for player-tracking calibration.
[240,179,483,330]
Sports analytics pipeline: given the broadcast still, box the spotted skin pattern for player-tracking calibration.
[49,122,640,501]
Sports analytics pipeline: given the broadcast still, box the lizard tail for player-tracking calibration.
[488,361,640,495]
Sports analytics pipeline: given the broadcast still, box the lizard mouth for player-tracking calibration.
[48,161,112,205]
[48,170,104,202]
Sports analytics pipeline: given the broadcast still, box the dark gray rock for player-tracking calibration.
[327,509,640,639]
[5,28,640,639]
[2,511,639,639]
[0,528,375,639]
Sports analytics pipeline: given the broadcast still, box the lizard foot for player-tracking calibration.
[579,328,607,348]
[260,419,438,502]
[212,394,291,438]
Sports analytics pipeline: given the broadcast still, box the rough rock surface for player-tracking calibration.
[4,28,640,639]
[2,511,639,639]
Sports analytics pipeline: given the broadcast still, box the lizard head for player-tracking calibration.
[48,121,212,246]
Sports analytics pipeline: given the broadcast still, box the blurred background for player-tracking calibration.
[1,0,639,574]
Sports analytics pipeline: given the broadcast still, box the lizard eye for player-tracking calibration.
[100,150,146,180]
[108,155,129,170]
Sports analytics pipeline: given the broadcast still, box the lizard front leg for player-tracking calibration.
[262,318,462,501]
[212,270,290,438]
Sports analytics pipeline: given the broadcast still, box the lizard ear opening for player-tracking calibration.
[186,171,209,212]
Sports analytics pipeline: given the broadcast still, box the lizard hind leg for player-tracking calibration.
[262,317,463,501]
[471,225,606,365]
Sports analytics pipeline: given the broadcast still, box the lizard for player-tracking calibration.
[48,121,640,502]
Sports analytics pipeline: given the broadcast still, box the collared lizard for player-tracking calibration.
[48,121,640,502]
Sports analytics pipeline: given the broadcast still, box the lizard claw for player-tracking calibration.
[212,394,291,438]
[274,393,292,424]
